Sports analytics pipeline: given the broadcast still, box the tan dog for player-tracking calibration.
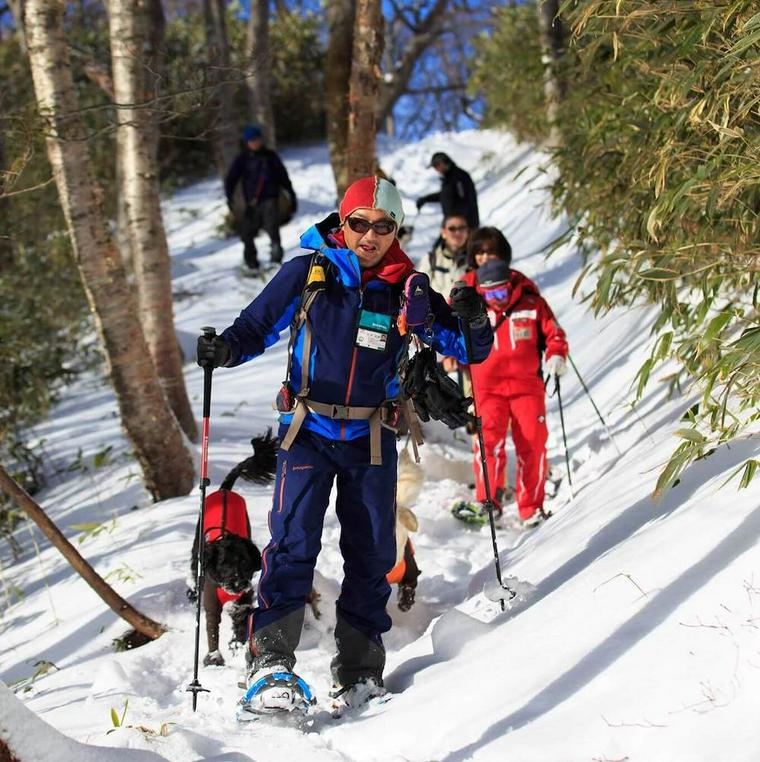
[388,448,424,610]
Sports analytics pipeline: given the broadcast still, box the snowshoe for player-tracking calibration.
[237,668,316,721]
[329,678,390,718]
[451,500,490,526]
[203,650,225,667]
[239,265,261,279]
[521,506,552,529]
[545,466,564,500]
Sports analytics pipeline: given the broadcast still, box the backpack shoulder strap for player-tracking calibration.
[283,252,327,392]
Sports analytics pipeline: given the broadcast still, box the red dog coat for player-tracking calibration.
[203,489,250,605]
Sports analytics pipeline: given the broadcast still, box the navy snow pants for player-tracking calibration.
[251,424,397,686]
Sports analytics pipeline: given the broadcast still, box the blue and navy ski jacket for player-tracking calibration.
[220,222,493,441]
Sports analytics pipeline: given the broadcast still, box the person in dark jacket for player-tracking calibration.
[197,176,492,712]
[415,152,479,229]
[224,125,297,270]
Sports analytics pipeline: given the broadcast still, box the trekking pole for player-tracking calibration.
[568,354,622,456]
[187,326,216,711]
[554,376,575,500]
[460,317,515,610]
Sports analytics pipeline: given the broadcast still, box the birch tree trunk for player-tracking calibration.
[325,0,355,197]
[203,0,239,179]
[109,0,197,442]
[25,0,194,501]
[0,465,166,640]
[246,0,276,147]
[8,0,27,51]
[346,0,384,184]
[537,0,566,148]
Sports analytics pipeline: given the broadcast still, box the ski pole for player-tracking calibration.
[187,326,216,711]
[460,315,515,610]
[554,376,575,500]
[568,354,622,456]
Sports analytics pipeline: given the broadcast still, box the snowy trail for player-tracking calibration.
[2,131,759,762]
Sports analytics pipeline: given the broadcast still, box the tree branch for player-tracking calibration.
[378,0,450,123]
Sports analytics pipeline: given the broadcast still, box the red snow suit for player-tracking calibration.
[463,269,568,519]
[204,489,250,605]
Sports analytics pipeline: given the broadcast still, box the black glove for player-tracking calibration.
[402,348,474,430]
[415,197,425,211]
[197,334,231,368]
[450,285,486,323]
[186,586,198,603]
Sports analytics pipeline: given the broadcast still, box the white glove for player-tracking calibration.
[546,355,567,378]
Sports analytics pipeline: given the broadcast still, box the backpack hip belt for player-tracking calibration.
[280,398,397,466]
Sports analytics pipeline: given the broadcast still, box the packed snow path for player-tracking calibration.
[1,131,759,762]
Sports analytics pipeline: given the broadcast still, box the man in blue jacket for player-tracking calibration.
[198,176,492,713]
[224,125,297,270]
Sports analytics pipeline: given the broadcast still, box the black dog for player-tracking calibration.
[189,429,278,666]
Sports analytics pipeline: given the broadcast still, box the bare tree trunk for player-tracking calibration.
[245,0,276,147]
[376,0,448,126]
[538,0,566,148]
[8,0,26,51]
[325,0,355,197]
[114,155,135,271]
[0,465,166,640]
[203,0,239,179]
[109,0,197,442]
[346,0,384,184]
[25,0,195,501]
[0,133,14,271]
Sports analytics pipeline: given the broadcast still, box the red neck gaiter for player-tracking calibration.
[331,229,414,287]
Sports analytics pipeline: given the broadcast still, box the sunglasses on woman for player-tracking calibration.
[346,216,397,236]
[445,224,468,233]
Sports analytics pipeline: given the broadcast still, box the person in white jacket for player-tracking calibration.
[417,213,471,297]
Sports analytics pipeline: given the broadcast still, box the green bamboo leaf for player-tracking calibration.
[638,268,679,281]
[654,446,692,498]
[732,326,760,352]
[702,311,732,344]
[675,428,706,443]
[739,459,759,489]
[110,707,120,728]
[635,358,653,400]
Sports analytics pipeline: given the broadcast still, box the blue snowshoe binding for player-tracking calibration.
[238,669,316,719]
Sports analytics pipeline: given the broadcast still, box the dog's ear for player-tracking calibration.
[246,541,262,573]
[203,540,221,574]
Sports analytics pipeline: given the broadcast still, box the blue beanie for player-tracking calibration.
[243,125,263,142]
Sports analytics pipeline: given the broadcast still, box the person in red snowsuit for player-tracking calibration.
[461,227,568,523]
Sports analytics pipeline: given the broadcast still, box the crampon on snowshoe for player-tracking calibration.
[237,669,316,720]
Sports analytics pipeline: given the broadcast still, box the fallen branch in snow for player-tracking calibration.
[602,715,667,729]
[593,572,651,600]
[0,464,166,642]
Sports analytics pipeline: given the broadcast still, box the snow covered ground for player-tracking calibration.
[2,130,759,762]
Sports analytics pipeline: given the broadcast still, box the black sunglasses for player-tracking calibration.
[446,224,469,233]
[475,246,498,256]
[346,216,396,236]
